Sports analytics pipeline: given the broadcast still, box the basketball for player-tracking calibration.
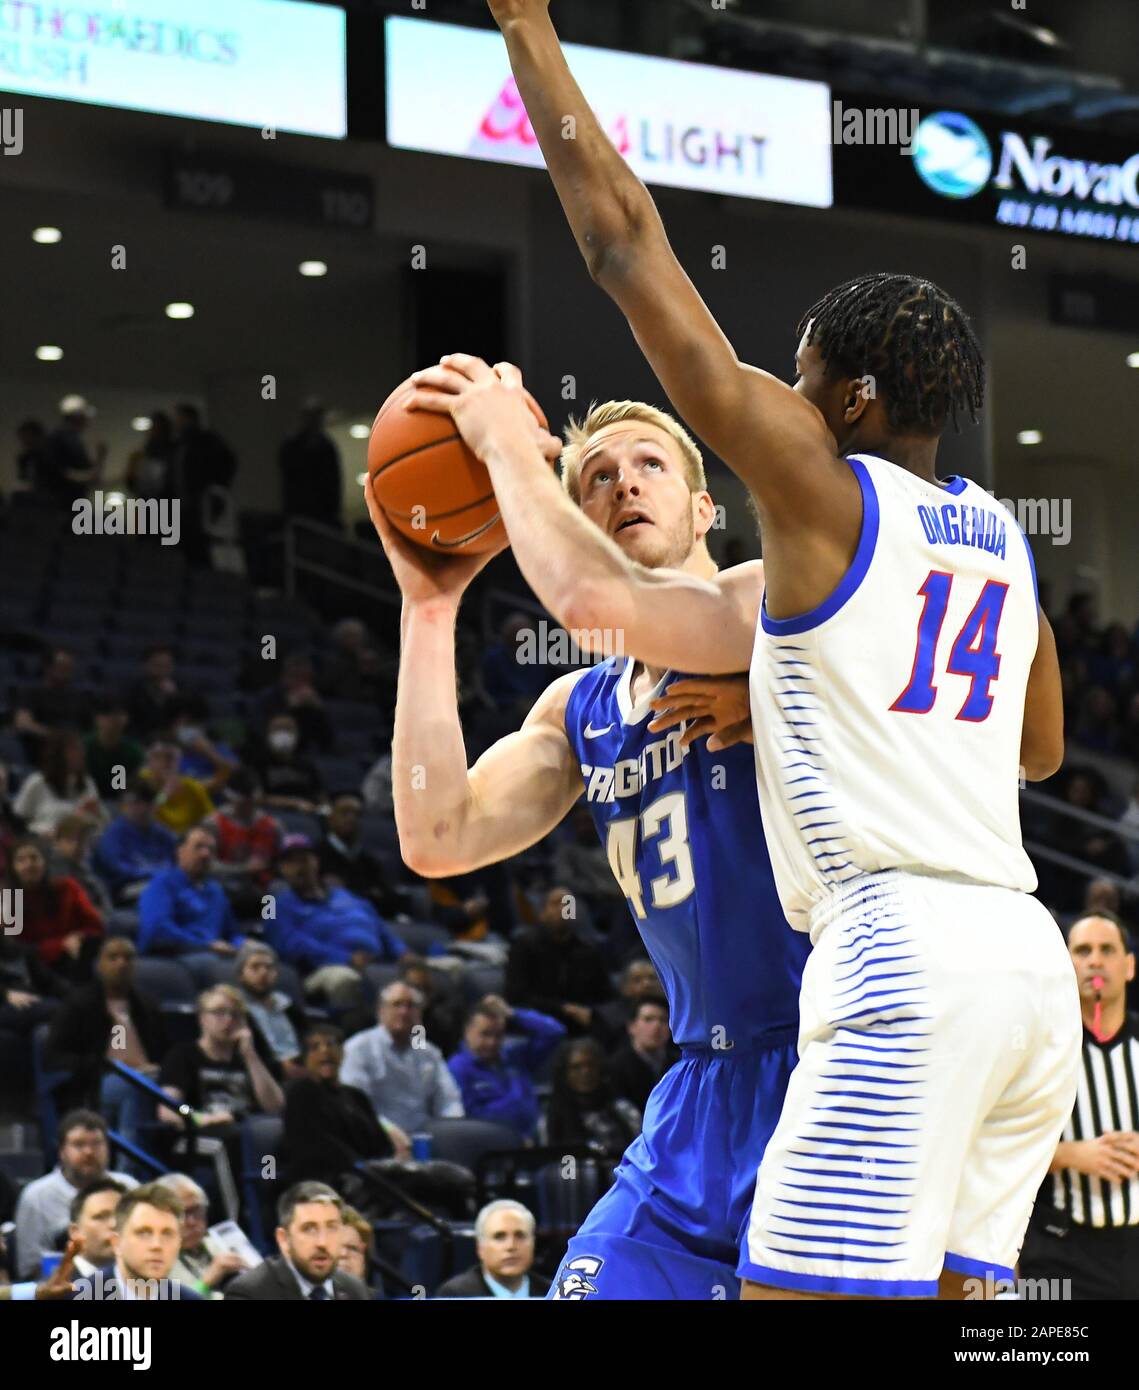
[368,374,550,555]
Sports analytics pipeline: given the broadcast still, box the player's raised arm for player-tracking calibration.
[486,1,850,535]
[364,484,583,877]
[404,359,760,675]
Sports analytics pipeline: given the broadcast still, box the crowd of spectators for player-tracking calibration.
[3,408,1138,1297]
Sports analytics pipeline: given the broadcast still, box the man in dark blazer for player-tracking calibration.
[224,1182,369,1301]
[68,1184,204,1304]
[435,1200,549,1299]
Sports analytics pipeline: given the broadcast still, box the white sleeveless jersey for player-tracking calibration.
[749,455,1040,933]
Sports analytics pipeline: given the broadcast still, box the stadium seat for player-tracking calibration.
[460,965,506,1002]
[240,1113,284,1253]
[423,1118,522,1169]
[31,1024,70,1155]
[132,957,197,1004]
[274,809,322,839]
[106,909,139,939]
[394,920,451,955]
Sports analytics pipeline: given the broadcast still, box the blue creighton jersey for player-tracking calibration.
[564,657,808,1048]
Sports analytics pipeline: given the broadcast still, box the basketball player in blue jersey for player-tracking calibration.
[399,0,1087,1304]
[364,396,809,1300]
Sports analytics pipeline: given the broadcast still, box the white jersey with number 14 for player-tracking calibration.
[748,453,1039,935]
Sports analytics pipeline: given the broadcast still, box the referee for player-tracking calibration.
[1020,911,1139,1300]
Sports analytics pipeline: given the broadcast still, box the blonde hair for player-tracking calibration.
[560,401,706,505]
[198,983,246,1017]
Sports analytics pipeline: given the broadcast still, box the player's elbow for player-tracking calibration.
[582,197,653,287]
[398,836,463,880]
[1020,735,1064,783]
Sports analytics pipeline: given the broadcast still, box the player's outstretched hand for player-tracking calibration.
[648,677,752,751]
[486,0,552,30]
[363,468,508,606]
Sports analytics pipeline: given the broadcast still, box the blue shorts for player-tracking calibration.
[549,1029,798,1300]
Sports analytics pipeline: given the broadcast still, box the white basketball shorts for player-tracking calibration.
[739,870,1081,1297]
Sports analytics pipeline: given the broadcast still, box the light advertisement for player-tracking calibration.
[385,16,833,209]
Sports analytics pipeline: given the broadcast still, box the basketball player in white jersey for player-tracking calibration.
[397,0,1086,1301]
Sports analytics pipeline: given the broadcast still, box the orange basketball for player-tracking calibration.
[368,374,549,554]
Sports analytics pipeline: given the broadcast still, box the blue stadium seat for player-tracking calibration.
[106,909,139,939]
[460,965,506,1003]
[31,1023,70,1155]
[423,1118,522,1169]
[394,920,451,955]
[274,809,322,839]
[133,957,196,1004]
[240,1114,284,1253]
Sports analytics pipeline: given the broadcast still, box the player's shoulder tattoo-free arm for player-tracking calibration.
[406,669,586,878]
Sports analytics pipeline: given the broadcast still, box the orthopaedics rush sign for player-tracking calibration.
[912,110,1139,244]
[385,16,833,208]
[0,0,346,137]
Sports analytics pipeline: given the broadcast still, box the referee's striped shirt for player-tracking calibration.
[1052,1014,1139,1229]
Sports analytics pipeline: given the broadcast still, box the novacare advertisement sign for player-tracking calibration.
[839,106,1139,247]
[0,0,346,138]
[385,16,833,209]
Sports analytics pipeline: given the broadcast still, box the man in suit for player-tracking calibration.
[69,1183,204,1302]
[224,1182,369,1300]
[435,1200,549,1299]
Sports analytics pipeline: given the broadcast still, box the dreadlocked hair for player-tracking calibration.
[798,272,985,434]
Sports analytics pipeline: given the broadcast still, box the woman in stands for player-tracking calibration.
[3,835,104,983]
[11,730,106,838]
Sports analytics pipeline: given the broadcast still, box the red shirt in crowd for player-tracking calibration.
[20,876,104,964]
[207,811,281,887]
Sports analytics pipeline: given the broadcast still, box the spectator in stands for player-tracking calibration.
[137,825,243,964]
[224,1181,370,1301]
[254,653,335,755]
[171,402,237,568]
[506,885,613,1037]
[479,611,553,714]
[41,394,103,508]
[139,739,214,834]
[15,417,48,489]
[1117,693,1139,768]
[269,836,406,1007]
[167,695,238,794]
[235,941,307,1081]
[14,1109,136,1278]
[83,695,144,800]
[5,836,103,983]
[158,984,284,1136]
[77,1183,204,1301]
[435,1200,548,1299]
[448,996,565,1137]
[123,644,183,741]
[1084,876,1123,920]
[93,777,177,903]
[126,411,175,501]
[1122,776,1139,875]
[12,729,106,836]
[1074,685,1120,754]
[1043,769,1131,914]
[252,712,326,813]
[317,790,402,916]
[398,955,464,1057]
[322,618,392,705]
[340,981,462,1141]
[279,399,342,529]
[67,1178,127,1279]
[606,996,677,1114]
[554,805,627,921]
[0,935,62,1080]
[336,1205,375,1287]
[282,1023,394,1188]
[546,1039,641,1162]
[11,648,91,759]
[49,813,112,914]
[591,958,664,1051]
[45,936,167,1136]
[156,1172,250,1297]
[360,751,393,816]
[206,768,281,914]
[1088,624,1136,698]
